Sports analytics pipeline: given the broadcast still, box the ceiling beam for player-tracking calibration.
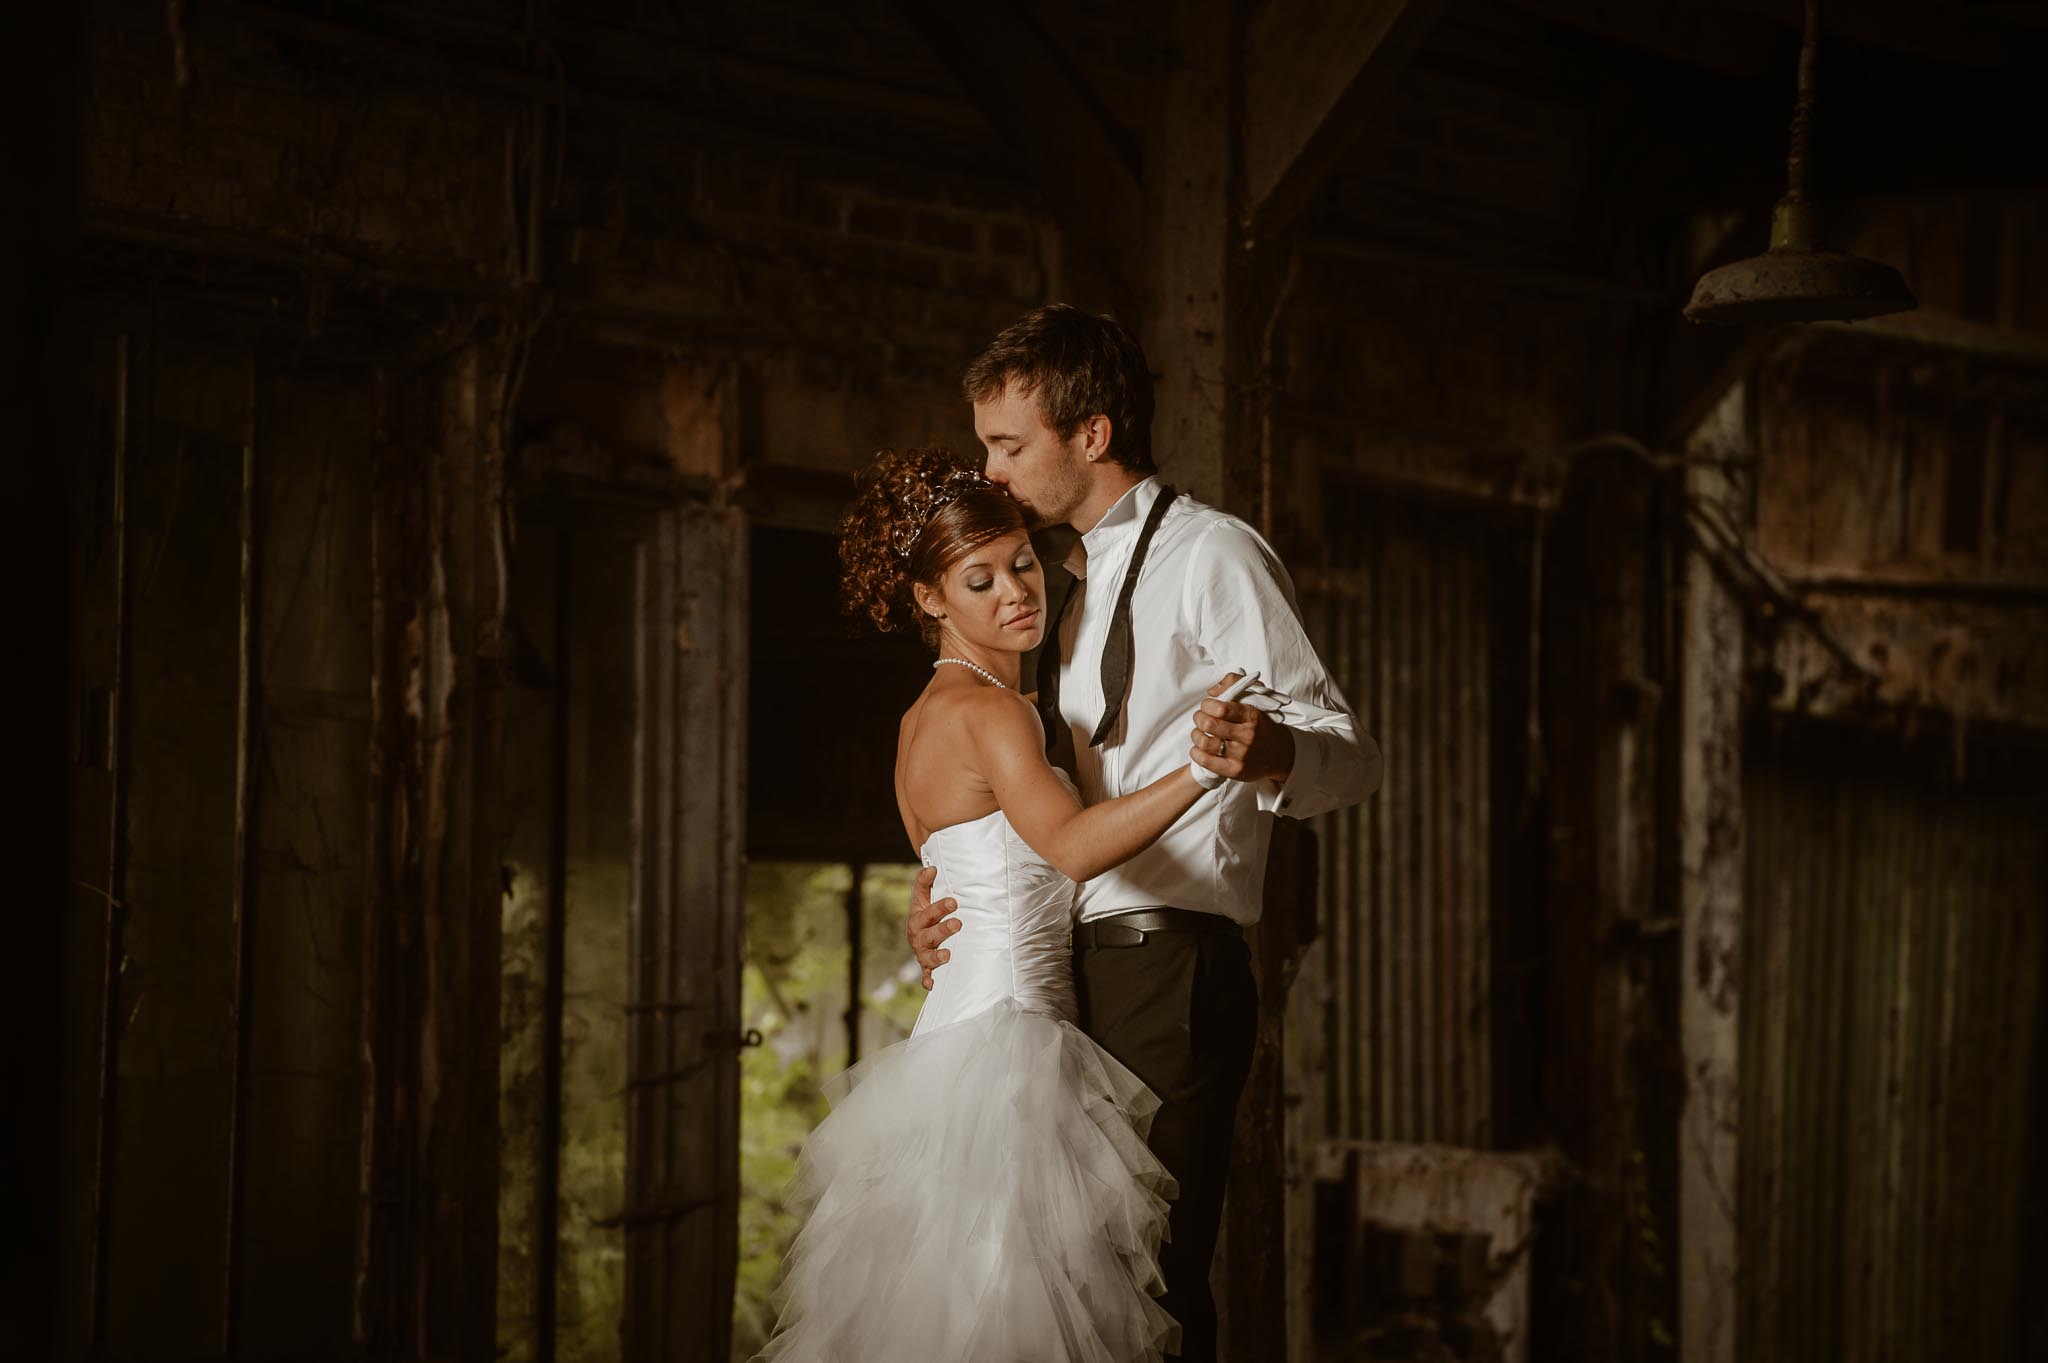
[1503,0,1782,78]
[1509,0,2031,75]
[1717,0,2024,70]
[1241,0,1451,244]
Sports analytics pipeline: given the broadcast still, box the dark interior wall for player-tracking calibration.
[14,4,84,1360]
[54,2,1069,1356]
[41,1,2048,1360]
[1267,3,1651,601]
[77,0,1061,475]
[746,525,931,865]
[1259,8,2048,1359]
[55,298,389,1358]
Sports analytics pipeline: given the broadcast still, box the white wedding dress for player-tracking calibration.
[751,773,1179,1362]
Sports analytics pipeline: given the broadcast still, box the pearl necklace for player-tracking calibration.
[932,657,1008,689]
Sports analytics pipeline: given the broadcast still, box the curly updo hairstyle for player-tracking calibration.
[839,447,1028,650]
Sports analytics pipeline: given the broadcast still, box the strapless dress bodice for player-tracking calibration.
[912,778,1079,1036]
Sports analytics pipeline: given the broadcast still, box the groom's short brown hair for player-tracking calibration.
[962,304,1156,475]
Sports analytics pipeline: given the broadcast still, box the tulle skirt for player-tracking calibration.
[751,999,1180,1363]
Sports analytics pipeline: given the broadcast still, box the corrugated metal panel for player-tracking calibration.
[1305,493,1495,1147]
[1741,728,2046,1362]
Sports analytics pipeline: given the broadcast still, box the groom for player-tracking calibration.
[908,304,1382,1360]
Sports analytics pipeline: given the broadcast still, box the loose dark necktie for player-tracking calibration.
[1036,570,1079,753]
[1089,484,1179,748]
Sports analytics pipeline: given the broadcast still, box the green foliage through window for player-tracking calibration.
[732,862,923,1359]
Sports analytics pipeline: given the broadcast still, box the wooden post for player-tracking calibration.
[360,336,512,1360]
[1677,383,1747,1363]
[1143,0,1238,509]
[1539,443,1669,1358]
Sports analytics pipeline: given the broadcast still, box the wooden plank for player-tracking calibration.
[358,336,511,1360]
[655,495,747,1359]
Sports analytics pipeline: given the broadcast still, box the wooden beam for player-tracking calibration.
[1145,0,1237,508]
[1539,446,1672,1358]
[1241,0,1450,244]
[1676,381,1748,1363]
[1810,311,2048,366]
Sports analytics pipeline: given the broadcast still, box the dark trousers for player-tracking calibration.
[1075,924,1258,1363]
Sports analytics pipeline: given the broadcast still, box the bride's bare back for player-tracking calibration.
[893,676,1037,848]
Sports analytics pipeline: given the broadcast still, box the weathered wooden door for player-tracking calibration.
[60,303,383,1359]
[59,296,747,1360]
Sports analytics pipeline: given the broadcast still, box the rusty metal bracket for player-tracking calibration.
[589,1192,714,1231]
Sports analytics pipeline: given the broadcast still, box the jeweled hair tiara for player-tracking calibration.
[886,465,994,559]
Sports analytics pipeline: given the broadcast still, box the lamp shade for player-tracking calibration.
[1684,247,1918,324]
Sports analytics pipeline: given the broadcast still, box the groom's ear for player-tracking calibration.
[1081,413,1113,462]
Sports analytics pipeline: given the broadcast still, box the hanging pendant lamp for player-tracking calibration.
[1684,0,1916,324]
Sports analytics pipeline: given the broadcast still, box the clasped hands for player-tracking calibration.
[907,670,1294,989]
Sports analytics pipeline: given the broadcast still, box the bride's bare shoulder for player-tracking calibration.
[916,680,1030,717]
[955,684,1039,724]
[904,685,1035,756]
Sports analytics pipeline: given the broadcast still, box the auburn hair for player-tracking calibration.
[838,447,1027,649]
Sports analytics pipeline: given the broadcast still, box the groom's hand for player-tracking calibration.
[907,866,962,991]
[1190,672,1296,786]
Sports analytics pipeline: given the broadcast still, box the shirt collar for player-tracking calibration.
[1068,475,1160,578]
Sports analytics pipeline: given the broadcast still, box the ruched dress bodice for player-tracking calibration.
[912,782,1080,1035]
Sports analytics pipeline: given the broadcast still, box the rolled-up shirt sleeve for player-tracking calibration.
[1184,521,1383,820]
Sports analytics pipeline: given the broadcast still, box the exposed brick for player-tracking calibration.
[777,184,844,232]
[817,233,950,292]
[847,201,907,240]
[909,210,976,254]
[986,220,1034,260]
[945,258,1034,302]
[699,161,772,219]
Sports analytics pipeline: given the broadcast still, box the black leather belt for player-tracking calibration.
[1076,907,1244,949]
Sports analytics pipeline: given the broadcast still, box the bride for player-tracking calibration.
[749,448,1224,1363]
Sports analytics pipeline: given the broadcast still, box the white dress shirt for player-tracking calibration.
[1050,476,1378,924]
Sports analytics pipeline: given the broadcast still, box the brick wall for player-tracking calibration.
[78,0,1065,481]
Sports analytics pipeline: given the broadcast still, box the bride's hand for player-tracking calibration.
[907,866,962,990]
[1189,671,1296,786]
